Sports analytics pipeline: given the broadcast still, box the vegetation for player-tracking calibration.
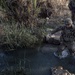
[0,21,46,50]
[0,0,50,50]
[0,0,72,75]
[0,0,70,50]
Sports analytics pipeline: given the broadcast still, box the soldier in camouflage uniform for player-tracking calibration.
[68,0,75,24]
[51,18,75,55]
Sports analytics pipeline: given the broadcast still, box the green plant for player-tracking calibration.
[1,22,40,49]
[0,0,7,9]
[0,20,48,50]
[33,0,37,9]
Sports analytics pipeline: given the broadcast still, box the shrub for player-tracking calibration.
[1,22,40,49]
[0,22,47,50]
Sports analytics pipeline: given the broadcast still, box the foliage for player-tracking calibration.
[0,0,38,27]
[1,23,36,49]
[0,22,46,50]
[0,0,69,50]
[0,0,7,9]
[33,0,37,9]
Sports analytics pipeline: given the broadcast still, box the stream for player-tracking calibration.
[0,44,75,75]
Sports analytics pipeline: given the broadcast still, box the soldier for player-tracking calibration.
[68,0,75,24]
[51,18,75,56]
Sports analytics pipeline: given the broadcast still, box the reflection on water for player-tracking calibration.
[0,44,75,75]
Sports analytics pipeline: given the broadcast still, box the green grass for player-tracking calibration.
[0,21,47,50]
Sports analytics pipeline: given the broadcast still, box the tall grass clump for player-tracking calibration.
[2,23,38,49]
[0,0,47,50]
[0,22,46,50]
[0,0,7,9]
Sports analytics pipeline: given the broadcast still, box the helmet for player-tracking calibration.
[65,18,73,25]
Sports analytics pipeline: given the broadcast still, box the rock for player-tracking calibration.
[54,49,70,59]
[51,66,75,75]
[43,33,60,45]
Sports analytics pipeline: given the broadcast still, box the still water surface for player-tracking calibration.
[0,44,75,75]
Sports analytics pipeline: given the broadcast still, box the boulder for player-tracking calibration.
[51,66,75,75]
[54,49,70,59]
[43,33,60,45]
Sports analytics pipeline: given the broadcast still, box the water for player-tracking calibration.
[0,44,75,75]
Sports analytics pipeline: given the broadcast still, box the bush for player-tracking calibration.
[0,22,47,50]
[1,22,39,49]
